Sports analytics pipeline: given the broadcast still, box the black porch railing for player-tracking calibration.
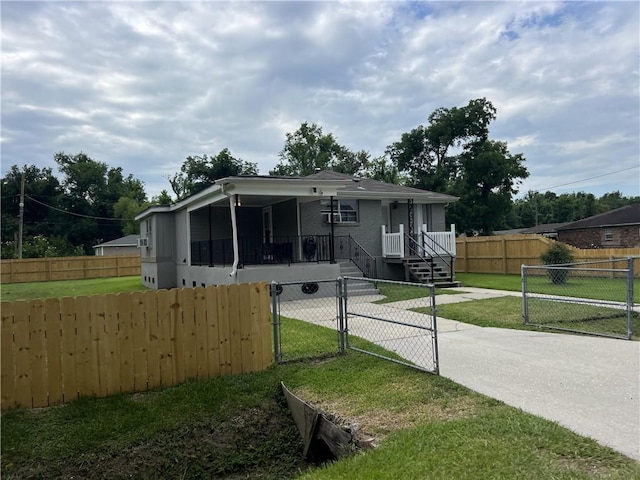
[335,235,377,278]
[191,235,333,267]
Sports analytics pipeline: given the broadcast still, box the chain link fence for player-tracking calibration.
[270,277,439,374]
[522,257,639,340]
[343,277,439,374]
[270,279,342,363]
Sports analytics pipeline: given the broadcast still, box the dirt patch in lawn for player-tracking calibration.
[4,402,310,480]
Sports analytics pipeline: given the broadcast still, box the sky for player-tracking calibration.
[1,0,639,201]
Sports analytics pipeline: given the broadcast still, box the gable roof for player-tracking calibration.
[557,204,640,231]
[93,234,139,248]
[521,223,568,234]
[306,170,458,203]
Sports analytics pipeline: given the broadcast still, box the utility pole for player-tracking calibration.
[18,168,25,259]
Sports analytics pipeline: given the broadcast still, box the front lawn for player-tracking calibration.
[457,272,640,303]
[3,317,640,479]
[0,276,148,302]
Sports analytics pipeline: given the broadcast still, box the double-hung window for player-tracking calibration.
[320,199,359,223]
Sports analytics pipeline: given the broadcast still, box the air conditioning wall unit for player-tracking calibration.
[137,238,149,248]
[322,212,342,224]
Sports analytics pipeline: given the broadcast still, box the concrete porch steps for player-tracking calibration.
[403,257,461,288]
[337,260,379,296]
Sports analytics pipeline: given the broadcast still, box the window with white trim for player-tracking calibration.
[604,228,613,241]
[320,199,359,223]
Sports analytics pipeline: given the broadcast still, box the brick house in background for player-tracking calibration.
[557,204,640,248]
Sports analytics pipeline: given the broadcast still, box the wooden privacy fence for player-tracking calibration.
[456,235,640,275]
[1,255,141,284]
[1,283,272,411]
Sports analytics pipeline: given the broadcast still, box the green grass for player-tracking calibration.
[374,283,465,304]
[456,272,523,291]
[0,276,148,302]
[416,296,640,339]
[457,272,640,303]
[4,320,639,479]
[3,276,640,478]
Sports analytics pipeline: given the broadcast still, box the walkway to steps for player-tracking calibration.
[279,287,640,461]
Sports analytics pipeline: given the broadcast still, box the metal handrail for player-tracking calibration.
[405,232,454,282]
[404,233,435,281]
[419,231,453,265]
[346,235,377,278]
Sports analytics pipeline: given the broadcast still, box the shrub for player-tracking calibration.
[540,242,574,284]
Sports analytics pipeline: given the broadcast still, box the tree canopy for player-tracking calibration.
[385,98,528,234]
[270,122,369,176]
[169,149,258,200]
[1,153,149,257]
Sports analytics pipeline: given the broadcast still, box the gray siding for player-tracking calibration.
[299,199,383,257]
[272,199,298,237]
[430,204,447,231]
[174,209,189,266]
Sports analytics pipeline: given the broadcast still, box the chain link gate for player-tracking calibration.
[270,279,342,363]
[341,277,439,375]
[522,257,638,340]
[271,277,439,375]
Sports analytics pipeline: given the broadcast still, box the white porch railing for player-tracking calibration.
[381,224,404,258]
[420,224,456,257]
[381,224,456,259]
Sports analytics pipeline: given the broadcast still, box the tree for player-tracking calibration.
[1,165,63,246]
[364,157,406,185]
[386,99,526,234]
[270,122,369,176]
[150,189,173,206]
[169,149,258,199]
[447,140,528,235]
[54,152,147,253]
[113,197,147,235]
[386,98,496,192]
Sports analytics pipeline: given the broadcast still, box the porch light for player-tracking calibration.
[235,194,242,207]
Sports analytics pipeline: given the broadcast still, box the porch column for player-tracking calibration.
[407,198,414,235]
[228,194,240,281]
[329,195,335,263]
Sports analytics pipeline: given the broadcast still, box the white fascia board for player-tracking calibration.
[135,206,171,221]
[216,177,350,198]
[336,190,459,203]
[186,191,229,213]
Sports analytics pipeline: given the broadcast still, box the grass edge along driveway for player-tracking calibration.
[3,317,640,479]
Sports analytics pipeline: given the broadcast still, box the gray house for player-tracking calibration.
[135,171,458,290]
[93,234,140,256]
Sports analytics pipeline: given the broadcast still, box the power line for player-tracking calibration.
[25,195,135,221]
[537,165,639,191]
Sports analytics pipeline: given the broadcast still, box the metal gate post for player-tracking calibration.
[337,277,345,353]
[431,284,440,375]
[271,281,281,363]
[522,264,529,325]
[626,257,634,340]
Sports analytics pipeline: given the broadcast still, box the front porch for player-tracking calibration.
[191,234,334,267]
[382,224,459,286]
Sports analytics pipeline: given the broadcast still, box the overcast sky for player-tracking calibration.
[2,1,639,200]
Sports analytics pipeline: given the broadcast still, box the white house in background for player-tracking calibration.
[134,171,459,290]
[93,234,140,256]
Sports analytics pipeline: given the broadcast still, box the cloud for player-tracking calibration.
[1,1,638,200]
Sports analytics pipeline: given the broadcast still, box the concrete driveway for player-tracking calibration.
[438,318,639,461]
[280,288,640,461]
[432,288,639,461]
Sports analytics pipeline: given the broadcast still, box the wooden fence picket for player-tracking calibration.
[1,283,272,411]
